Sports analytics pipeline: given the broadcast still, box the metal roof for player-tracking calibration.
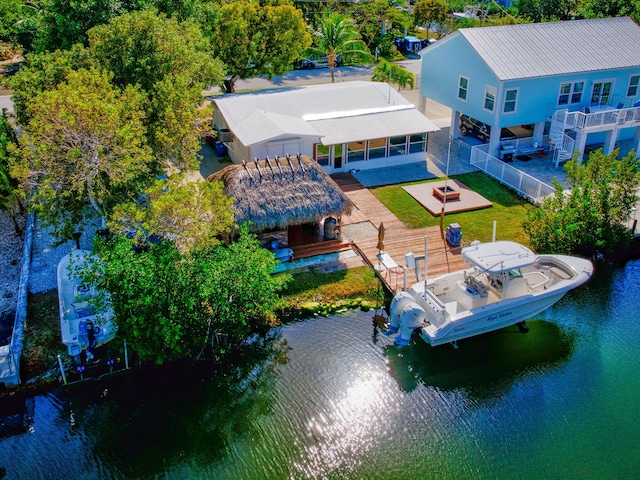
[459,17,640,81]
[212,81,439,146]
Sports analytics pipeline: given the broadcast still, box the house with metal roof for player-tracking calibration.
[211,81,439,174]
[419,17,640,165]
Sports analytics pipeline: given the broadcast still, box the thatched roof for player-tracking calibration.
[207,154,353,232]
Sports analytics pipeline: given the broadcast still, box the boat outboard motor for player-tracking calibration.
[388,291,414,334]
[394,302,426,346]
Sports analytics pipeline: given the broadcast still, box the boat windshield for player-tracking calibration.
[508,268,522,278]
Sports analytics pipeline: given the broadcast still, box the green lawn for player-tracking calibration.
[369,172,535,246]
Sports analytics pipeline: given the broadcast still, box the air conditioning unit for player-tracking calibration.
[217,129,233,142]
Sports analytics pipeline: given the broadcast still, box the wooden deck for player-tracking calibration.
[332,173,467,290]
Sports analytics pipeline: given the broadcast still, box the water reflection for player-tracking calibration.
[5,331,291,479]
[0,260,638,479]
[382,320,575,398]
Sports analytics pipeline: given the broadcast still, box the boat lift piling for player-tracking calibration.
[57,355,67,385]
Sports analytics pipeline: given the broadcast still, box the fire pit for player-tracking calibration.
[432,185,460,202]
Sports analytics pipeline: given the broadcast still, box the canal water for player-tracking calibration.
[1,260,639,479]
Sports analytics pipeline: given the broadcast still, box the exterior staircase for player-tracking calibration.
[550,109,575,166]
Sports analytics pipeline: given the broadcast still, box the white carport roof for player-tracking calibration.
[212,81,439,146]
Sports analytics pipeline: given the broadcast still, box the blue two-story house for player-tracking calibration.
[419,17,640,165]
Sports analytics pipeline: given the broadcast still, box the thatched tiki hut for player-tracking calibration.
[207,154,353,247]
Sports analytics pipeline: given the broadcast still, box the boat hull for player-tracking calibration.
[419,289,567,346]
[58,250,117,357]
[389,243,593,347]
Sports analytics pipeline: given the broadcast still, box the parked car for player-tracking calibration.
[395,36,424,54]
[459,114,517,142]
[294,55,342,69]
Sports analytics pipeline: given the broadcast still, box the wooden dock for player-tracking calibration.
[332,173,467,290]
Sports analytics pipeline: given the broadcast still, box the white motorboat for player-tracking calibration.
[57,249,117,358]
[387,241,593,347]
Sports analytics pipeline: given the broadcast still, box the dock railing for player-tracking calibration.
[470,144,556,205]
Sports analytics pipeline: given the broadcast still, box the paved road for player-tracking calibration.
[0,94,13,114]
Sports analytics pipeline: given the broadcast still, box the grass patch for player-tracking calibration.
[369,172,535,246]
[22,290,66,380]
[275,266,386,320]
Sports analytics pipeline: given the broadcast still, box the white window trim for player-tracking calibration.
[626,74,640,98]
[557,80,586,106]
[457,75,469,102]
[503,87,519,114]
[483,85,497,112]
[590,78,615,106]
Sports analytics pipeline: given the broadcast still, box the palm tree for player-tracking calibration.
[371,59,415,91]
[307,13,372,83]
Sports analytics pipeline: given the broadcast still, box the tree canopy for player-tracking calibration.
[79,226,288,364]
[14,68,152,239]
[109,175,235,253]
[10,10,226,241]
[413,0,449,40]
[87,9,225,169]
[206,1,310,93]
[0,109,21,234]
[523,149,640,255]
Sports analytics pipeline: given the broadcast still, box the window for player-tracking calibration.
[572,82,584,103]
[558,82,584,105]
[458,76,469,101]
[389,136,407,156]
[591,81,612,106]
[627,75,640,97]
[484,86,496,111]
[346,141,365,162]
[503,89,518,113]
[314,143,329,166]
[368,138,387,159]
[409,133,426,153]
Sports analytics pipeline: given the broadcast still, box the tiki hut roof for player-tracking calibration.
[207,154,353,232]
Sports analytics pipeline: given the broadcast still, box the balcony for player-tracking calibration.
[559,104,640,132]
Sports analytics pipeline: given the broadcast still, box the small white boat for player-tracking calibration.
[388,241,593,346]
[57,249,117,358]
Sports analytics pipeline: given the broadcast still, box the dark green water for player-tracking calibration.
[1,259,639,479]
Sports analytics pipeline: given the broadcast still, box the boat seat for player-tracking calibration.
[72,302,95,319]
[463,272,489,297]
[550,266,571,280]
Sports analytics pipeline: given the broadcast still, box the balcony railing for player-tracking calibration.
[557,105,640,131]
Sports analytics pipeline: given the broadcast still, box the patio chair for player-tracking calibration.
[616,102,625,109]
[583,106,591,114]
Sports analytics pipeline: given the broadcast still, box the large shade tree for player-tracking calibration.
[79,226,288,364]
[14,68,152,240]
[307,12,371,83]
[12,10,225,172]
[413,0,448,41]
[87,9,225,171]
[32,0,201,53]
[205,1,311,93]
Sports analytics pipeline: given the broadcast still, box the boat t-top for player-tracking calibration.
[387,241,593,347]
